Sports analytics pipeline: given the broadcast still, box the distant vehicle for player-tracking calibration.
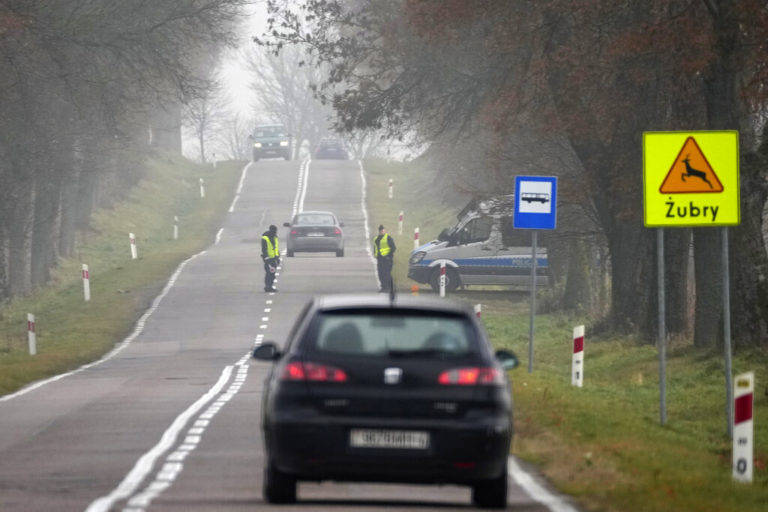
[249,124,291,161]
[283,211,344,257]
[314,138,348,160]
[253,294,519,508]
[408,195,549,293]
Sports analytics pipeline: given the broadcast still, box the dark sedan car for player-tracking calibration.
[314,138,349,159]
[253,294,519,508]
[283,211,344,257]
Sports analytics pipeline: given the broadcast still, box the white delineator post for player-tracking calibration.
[82,264,91,302]
[199,178,205,198]
[572,325,585,387]
[173,216,179,240]
[439,261,446,298]
[733,372,754,483]
[129,233,137,260]
[388,178,393,199]
[398,211,404,235]
[414,227,420,250]
[474,304,481,318]
[27,313,36,355]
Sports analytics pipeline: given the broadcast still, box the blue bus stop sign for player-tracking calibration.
[513,176,558,230]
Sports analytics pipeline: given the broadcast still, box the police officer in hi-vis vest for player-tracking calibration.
[373,224,396,292]
[261,225,280,292]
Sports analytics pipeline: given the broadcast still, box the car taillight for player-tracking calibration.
[438,367,504,386]
[291,229,297,235]
[334,228,342,235]
[282,362,348,382]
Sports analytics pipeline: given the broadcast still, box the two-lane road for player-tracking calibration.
[0,158,577,512]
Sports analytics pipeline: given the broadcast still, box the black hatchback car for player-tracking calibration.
[253,294,519,508]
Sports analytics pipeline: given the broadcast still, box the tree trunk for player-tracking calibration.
[562,238,591,311]
[693,228,722,347]
[8,183,35,297]
[665,228,692,334]
[609,224,654,336]
[730,149,768,347]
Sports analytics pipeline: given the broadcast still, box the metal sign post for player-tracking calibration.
[723,227,733,438]
[657,228,667,425]
[514,176,558,374]
[528,230,537,373]
[643,131,739,428]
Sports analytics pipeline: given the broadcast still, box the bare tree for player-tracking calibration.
[245,45,334,158]
[183,80,230,163]
[219,112,255,160]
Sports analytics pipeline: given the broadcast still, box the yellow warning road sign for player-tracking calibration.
[643,131,739,227]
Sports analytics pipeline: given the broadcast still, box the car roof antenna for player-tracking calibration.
[389,278,396,305]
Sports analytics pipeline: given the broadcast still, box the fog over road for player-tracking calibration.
[0,159,575,511]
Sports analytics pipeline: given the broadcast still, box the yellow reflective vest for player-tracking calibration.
[262,235,279,258]
[374,234,392,257]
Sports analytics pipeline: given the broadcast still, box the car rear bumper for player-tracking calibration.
[265,415,511,484]
[289,237,343,252]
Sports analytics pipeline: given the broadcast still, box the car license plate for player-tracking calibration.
[307,232,324,237]
[349,429,429,449]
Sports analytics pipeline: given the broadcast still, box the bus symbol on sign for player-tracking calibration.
[521,193,550,204]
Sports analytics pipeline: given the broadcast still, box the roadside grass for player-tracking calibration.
[363,157,457,291]
[0,154,244,396]
[364,157,768,512]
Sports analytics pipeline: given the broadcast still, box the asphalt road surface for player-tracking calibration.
[0,158,579,512]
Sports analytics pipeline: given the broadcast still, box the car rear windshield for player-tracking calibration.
[305,310,479,359]
[294,214,335,226]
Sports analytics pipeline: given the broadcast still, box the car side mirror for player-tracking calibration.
[253,342,281,361]
[283,222,291,227]
[437,228,449,242]
[248,134,254,140]
[339,221,345,227]
[495,349,519,370]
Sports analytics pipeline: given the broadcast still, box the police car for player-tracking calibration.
[408,196,549,293]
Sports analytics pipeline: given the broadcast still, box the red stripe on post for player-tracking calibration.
[734,394,753,424]
[573,336,584,354]
[440,266,446,276]
[27,321,35,333]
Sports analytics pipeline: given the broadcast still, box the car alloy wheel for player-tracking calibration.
[429,267,459,293]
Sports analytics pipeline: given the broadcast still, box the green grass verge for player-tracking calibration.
[0,154,244,395]
[363,157,457,291]
[364,157,768,512]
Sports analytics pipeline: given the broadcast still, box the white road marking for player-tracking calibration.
[508,457,579,511]
[228,163,251,212]
[357,160,380,286]
[291,157,311,216]
[111,355,252,511]
[86,365,235,512]
[0,248,208,403]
